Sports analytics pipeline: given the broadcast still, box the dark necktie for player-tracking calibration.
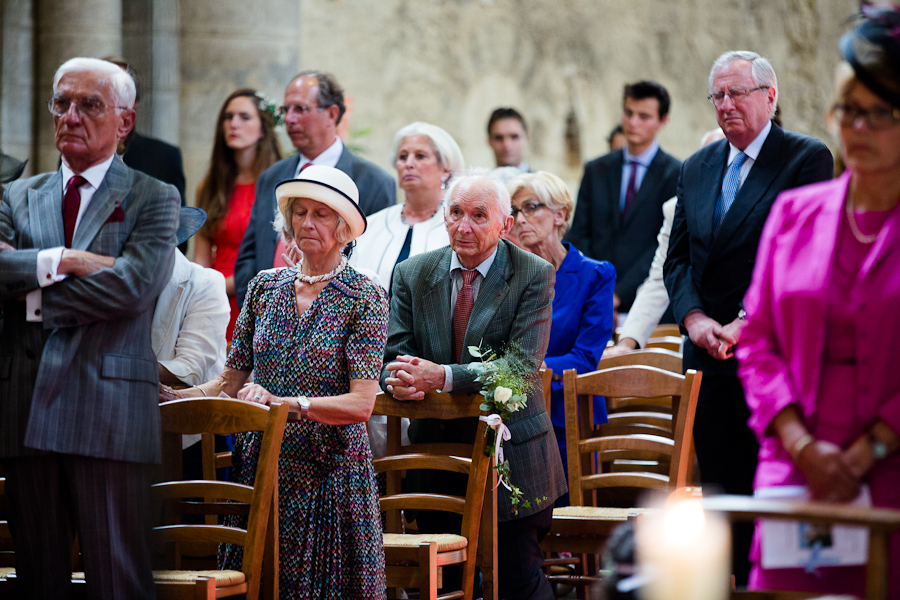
[623,160,639,221]
[63,175,87,248]
[451,269,478,363]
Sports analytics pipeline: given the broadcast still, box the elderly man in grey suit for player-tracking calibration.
[381,169,566,600]
[234,69,396,307]
[0,58,179,599]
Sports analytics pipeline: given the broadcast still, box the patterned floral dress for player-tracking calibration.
[219,265,389,599]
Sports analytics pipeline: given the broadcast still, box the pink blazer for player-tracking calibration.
[737,170,900,443]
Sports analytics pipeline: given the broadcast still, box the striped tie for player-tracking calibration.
[713,151,747,235]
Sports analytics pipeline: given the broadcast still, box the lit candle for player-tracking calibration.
[636,498,730,600]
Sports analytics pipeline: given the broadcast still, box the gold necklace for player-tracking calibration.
[845,193,878,244]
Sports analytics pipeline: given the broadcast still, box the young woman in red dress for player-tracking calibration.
[195,89,282,341]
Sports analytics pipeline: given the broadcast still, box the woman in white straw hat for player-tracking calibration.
[160,165,389,598]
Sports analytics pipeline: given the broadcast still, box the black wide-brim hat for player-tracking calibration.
[839,3,900,108]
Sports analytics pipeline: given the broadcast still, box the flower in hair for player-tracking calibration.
[254,91,284,127]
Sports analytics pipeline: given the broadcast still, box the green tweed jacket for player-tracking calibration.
[380,240,567,520]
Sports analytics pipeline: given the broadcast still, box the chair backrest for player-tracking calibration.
[540,368,553,416]
[598,348,682,373]
[372,391,490,547]
[563,366,701,506]
[645,336,683,353]
[155,398,288,598]
[650,324,681,338]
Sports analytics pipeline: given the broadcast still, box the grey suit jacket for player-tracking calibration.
[380,240,567,520]
[234,145,396,307]
[0,155,179,463]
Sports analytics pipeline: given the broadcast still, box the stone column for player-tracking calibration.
[179,0,300,205]
[35,0,122,172]
[1,0,34,174]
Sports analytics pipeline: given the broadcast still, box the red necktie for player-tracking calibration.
[300,161,313,173]
[451,269,478,363]
[63,175,87,248]
[623,160,639,221]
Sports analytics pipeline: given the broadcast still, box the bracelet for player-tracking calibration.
[790,433,815,461]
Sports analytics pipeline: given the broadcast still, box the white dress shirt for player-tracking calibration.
[726,119,772,190]
[27,154,116,322]
[293,137,344,176]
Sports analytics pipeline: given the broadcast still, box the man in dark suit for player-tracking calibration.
[381,170,566,600]
[566,81,681,318]
[0,58,178,599]
[234,70,395,306]
[664,50,833,585]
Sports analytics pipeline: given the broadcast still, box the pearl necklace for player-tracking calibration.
[295,255,348,285]
[400,201,442,227]
[845,196,879,244]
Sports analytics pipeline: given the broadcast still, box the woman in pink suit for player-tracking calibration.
[737,5,900,597]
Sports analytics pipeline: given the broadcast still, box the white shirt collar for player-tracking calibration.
[61,153,116,191]
[728,120,771,164]
[296,136,344,174]
[450,244,498,279]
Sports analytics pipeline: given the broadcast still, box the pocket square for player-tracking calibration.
[106,206,125,223]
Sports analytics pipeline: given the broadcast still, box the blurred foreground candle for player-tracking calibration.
[636,498,730,600]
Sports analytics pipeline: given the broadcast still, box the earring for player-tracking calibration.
[441,180,447,190]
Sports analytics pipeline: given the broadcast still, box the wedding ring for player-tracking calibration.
[254,394,262,401]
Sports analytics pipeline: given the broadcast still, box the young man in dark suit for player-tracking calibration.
[566,81,681,319]
[234,70,396,307]
[664,50,833,585]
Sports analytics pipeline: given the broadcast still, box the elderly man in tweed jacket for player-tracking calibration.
[381,169,566,600]
[0,58,178,599]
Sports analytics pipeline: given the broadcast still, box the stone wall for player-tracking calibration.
[299,0,856,191]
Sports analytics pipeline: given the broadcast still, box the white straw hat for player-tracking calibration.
[275,165,367,241]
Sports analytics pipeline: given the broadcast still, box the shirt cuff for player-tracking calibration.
[439,365,454,393]
[37,247,67,287]
[25,289,43,322]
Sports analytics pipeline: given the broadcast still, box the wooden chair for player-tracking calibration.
[644,335,683,352]
[650,323,682,338]
[152,397,288,600]
[541,365,702,596]
[701,495,900,600]
[540,367,553,417]
[373,391,492,600]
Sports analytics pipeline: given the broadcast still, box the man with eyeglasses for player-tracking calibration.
[566,80,681,325]
[664,50,833,586]
[0,57,179,598]
[234,69,395,308]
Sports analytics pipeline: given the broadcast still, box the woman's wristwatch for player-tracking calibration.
[297,396,311,420]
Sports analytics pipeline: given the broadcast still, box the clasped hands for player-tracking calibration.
[795,436,874,503]
[384,355,445,401]
[683,311,745,360]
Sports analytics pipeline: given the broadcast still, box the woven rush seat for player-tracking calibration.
[383,533,468,552]
[552,506,649,519]
[152,570,246,586]
[0,567,14,578]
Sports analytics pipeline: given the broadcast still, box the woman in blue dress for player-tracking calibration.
[508,171,616,506]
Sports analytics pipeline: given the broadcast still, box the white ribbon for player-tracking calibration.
[479,414,512,491]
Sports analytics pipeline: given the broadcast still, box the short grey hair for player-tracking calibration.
[391,122,465,173]
[53,58,136,110]
[443,167,512,221]
[272,198,352,245]
[709,51,779,119]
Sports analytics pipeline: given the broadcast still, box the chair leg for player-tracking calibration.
[193,576,216,600]
[418,542,438,600]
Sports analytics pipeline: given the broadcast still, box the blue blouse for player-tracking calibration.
[544,243,616,428]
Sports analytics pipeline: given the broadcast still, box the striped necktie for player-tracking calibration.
[713,151,747,235]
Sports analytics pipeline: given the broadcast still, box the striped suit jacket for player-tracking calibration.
[380,240,567,520]
[0,155,179,463]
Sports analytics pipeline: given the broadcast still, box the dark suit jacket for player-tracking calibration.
[379,241,568,520]
[664,123,833,377]
[0,156,179,463]
[566,147,681,312]
[234,146,396,307]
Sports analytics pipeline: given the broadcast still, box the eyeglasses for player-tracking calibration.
[832,103,900,131]
[707,86,770,106]
[511,202,546,219]
[47,95,128,119]
[277,104,326,118]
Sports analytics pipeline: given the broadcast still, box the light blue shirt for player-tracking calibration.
[619,140,659,212]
